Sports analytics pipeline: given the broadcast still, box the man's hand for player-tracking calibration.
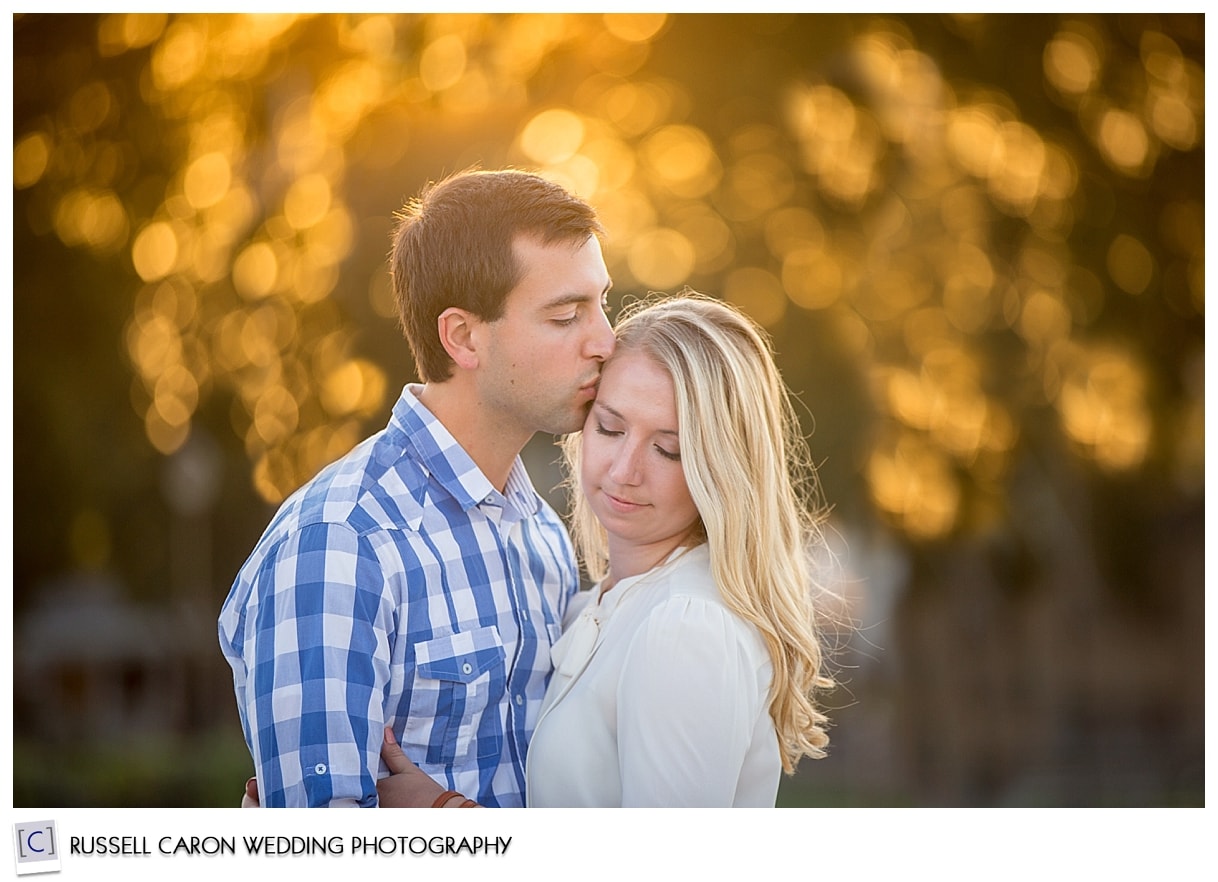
[378,727,461,807]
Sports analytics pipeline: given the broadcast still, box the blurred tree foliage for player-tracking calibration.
[13,12,1203,605]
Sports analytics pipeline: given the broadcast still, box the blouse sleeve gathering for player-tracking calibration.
[615,594,770,807]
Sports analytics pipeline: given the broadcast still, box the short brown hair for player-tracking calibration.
[390,168,605,382]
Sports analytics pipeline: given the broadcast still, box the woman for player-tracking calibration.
[379,292,838,807]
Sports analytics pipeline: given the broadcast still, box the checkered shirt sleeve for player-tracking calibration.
[218,386,577,807]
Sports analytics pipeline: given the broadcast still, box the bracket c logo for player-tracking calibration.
[12,821,60,876]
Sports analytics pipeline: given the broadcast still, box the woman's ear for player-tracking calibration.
[437,307,481,371]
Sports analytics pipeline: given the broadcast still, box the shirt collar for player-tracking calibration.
[389,384,541,518]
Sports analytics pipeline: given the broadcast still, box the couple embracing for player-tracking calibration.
[218,168,836,808]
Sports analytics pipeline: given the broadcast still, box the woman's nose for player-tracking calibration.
[607,443,642,485]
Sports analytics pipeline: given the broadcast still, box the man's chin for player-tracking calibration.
[544,405,592,437]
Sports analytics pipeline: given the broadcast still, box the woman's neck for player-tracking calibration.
[601,533,693,596]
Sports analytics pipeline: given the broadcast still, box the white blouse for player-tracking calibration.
[525,544,780,807]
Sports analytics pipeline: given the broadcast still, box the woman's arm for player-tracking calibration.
[616,596,771,806]
[243,728,479,808]
[377,727,478,807]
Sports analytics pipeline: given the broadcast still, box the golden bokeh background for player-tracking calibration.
[12,13,1204,807]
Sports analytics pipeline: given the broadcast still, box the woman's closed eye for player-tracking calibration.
[596,422,680,461]
[654,445,681,462]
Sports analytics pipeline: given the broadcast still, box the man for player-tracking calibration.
[218,169,615,807]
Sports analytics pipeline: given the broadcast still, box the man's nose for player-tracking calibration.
[585,308,616,361]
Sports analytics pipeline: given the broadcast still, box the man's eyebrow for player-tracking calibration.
[594,400,679,436]
[541,289,608,310]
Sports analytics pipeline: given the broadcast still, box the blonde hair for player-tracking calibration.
[563,292,835,771]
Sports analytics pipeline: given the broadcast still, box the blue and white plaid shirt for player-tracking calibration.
[218,384,577,807]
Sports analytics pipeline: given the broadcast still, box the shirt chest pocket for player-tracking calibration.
[402,626,506,767]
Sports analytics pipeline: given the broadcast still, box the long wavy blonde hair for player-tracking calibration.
[562,292,836,771]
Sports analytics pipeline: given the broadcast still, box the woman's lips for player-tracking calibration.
[604,491,645,512]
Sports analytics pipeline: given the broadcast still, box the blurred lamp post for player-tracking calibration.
[161,428,223,602]
[160,428,225,723]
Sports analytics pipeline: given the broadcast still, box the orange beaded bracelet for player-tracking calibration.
[430,790,462,808]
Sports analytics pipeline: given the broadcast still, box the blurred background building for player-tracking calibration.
[11,12,1205,807]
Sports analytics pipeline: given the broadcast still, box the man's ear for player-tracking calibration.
[437,307,481,371]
